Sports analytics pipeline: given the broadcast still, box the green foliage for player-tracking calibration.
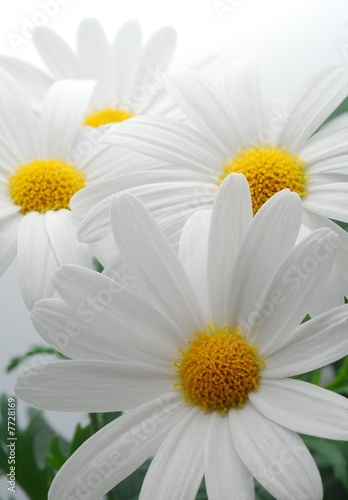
[6,346,65,373]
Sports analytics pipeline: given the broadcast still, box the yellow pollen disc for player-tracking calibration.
[175,324,264,414]
[84,107,134,127]
[220,145,309,214]
[8,158,86,214]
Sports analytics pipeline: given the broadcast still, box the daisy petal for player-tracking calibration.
[112,20,142,97]
[250,378,348,440]
[251,228,338,355]
[110,194,205,335]
[47,393,183,500]
[205,412,254,500]
[140,407,206,500]
[276,64,348,152]
[44,209,92,267]
[307,264,344,316]
[219,55,264,145]
[15,360,172,411]
[39,80,95,158]
[179,210,211,322]
[263,304,348,377]
[230,403,323,500]
[53,264,184,360]
[33,26,85,79]
[228,190,302,333]
[208,174,253,326]
[17,212,58,309]
[0,214,20,278]
[303,183,348,223]
[164,70,244,157]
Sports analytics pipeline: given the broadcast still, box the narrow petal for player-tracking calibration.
[53,265,183,361]
[77,18,114,107]
[307,264,344,317]
[44,209,92,267]
[164,70,245,157]
[33,26,85,79]
[205,412,254,500]
[250,378,348,440]
[47,393,184,500]
[218,56,264,145]
[303,183,348,222]
[208,174,253,326]
[276,65,348,152]
[15,360,172,411]
[112,20,142,97]
[227,190,302,333]
[0,214,20,278]
[251,228,338,355]
[104,114,222,175]
[230,404,323,500]
[17,212,58,309]
[110,194,205,335]
[140,406,206,500]
[263,304,348,377]
[179,210,211,322]
[39,80,95,158]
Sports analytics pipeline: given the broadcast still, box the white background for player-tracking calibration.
[0,0,347,498]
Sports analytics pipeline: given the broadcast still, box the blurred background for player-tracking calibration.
[0,0,347,497]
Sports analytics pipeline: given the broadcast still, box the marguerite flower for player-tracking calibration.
[0,70,163,309]
[16,175,348,500]
[75,57,348,314]
[0,18,177,125]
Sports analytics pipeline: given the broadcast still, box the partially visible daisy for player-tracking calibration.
[16,175,348,500]
[75,58,348,313]
[0,71,163,309]
[0,18,177,125]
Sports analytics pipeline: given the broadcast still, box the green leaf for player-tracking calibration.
[6,346,66,372]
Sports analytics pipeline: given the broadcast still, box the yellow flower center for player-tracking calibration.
[220,145,308,214]
[84,107,134,127]
[8,158,86,214]
[175,324,264,414]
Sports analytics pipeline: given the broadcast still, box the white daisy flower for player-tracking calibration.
[16,175,348,500]
[0,18,177,126]
[75,57,348,314]
[0,71,162,309]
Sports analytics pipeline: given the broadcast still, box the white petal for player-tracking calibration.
[112,20,142,98]
[263,304,348,377]
[276,65,348,152]
[0,68,39,164]
[44,209,92,267]
[77,18,114,107]
[0,214,20,278]
[33,26,85,79]
[230,403,323,500]
[140,406,206,500]
[47,393,184,500]
[250,378,348,440]
[110,194,205,335]
[303,183,348,222]
[53,264,183,361]
[218,56,264,145]
[164,70,245,157]
[0,55,53,111]
[251,228,338,355]
[208,174,253,325]
[39,80,95,158]
[132,26,176,87]
[179,210,211,322]
[17,212,58,309]
[227,190,302,334]
[15,359,172,411]
[307,264,344,316]
[104,114,222,175]
[204,412,254,500]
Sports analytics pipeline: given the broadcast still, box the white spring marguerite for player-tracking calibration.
[74,58,348,315]
[0,71,162,309]
[16,175,348,500]
[0,18,177,125]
